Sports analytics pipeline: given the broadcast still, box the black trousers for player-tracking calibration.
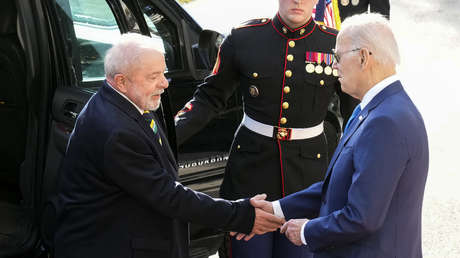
[220,125,328,201]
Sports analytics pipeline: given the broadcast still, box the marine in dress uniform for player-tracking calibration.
[338,0,390,20]
[175,13,358,258]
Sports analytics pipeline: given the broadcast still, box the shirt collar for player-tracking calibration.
[105,80,144,115]
[360,74,399,110]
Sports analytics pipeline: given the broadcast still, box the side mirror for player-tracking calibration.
[197,29,224,70]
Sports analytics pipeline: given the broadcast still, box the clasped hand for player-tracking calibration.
[230,194,308,246]
[230,194,284,241]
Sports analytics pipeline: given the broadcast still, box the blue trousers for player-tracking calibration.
[230,231,313,258]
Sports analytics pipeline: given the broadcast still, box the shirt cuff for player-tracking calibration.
[272,201,285,219]
[300,220,308,246]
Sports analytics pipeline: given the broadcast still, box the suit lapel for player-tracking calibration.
[322,81,404,188]
[136,112,178,176]
[153,113,178,170]
[100,82,178,175]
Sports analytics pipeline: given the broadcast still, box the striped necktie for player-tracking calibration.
[142,111,158,134]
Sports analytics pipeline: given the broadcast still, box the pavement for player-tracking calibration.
[392,1,460,257]
[179,0,460,257]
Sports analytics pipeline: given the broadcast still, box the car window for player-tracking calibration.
[138,0,182,71]
[117,0,168,69]
[66,0,122,83]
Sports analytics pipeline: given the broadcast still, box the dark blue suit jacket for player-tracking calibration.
[280,81,429,257]
[54,83,255,258]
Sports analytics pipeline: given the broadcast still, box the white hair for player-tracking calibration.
[104,33,159,79]
[339,13,400,67]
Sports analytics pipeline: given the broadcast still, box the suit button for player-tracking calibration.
[252,72,258,78]
[237,145,241,149]
[287,54,294,62]
[280,117,287,124]
[283,86,290,94]
[289,40,295,48]
[320,80,325,86]
[317,153,321,159]
[285,70,292,78]
[282,102,289,109]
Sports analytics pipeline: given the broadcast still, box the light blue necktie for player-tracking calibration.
[343,105,361,134]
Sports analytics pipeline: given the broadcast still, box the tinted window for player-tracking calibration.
[138,0,182,71]
[55,0,121,85]
[69,0,121,82]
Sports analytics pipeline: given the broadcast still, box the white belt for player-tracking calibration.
[241,113,324,140]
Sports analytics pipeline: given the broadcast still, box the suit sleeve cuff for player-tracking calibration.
[301,220,308,246]
[272,200,285,219]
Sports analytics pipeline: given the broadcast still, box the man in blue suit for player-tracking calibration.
[245,13,429,257]
[54,33,284,258]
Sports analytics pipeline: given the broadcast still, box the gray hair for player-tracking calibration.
[104,33,159,79]
[339,13,400,67]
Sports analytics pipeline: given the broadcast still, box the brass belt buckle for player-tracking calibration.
[274,127,292,141]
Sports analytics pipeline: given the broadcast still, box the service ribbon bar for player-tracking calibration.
[306,51,315,63]
[306,51,334,65]
[324,53,333,65]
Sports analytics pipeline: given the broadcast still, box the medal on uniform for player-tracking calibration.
[306,63,315,73]
[351,0,359,6]
[324,53,333,75]
[333,69,339,77]
[305,51,315,73]
[341,0,350,6]
[315,52,323,74]
[315,65,324,74]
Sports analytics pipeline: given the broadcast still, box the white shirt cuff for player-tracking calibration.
[300,220,308,245]
[272,201,285,219]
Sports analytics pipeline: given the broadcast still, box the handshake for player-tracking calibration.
[232,194,309,246]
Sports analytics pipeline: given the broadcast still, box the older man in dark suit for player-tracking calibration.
[54,33,284,258]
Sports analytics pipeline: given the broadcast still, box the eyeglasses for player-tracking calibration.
[332,48,372,63]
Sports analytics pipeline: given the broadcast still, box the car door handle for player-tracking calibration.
[63,110,78,119]
[62,101,80,119]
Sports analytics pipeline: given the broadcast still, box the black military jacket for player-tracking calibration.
[175,14,356,143]
[338,0,390,20]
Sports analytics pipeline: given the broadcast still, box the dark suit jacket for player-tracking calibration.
[54,82,255,258]
[280,81,429,257]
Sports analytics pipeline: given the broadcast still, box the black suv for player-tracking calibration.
[0,0,342,257]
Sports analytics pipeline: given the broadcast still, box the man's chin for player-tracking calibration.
[147,100,161,111]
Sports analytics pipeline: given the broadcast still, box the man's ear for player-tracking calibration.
[113,74,127,93]
[360,49,370,68]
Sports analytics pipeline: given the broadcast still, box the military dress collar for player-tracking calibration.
[272,13,316,40]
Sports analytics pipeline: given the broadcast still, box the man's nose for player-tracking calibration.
[161,76,170,89]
